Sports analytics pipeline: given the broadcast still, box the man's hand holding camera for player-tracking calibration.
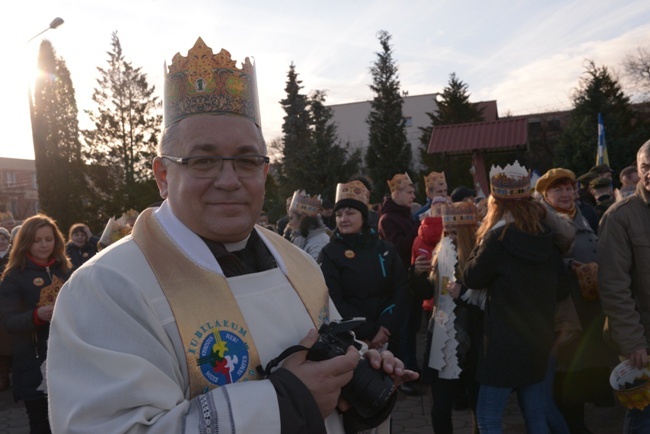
[282,325,419,419]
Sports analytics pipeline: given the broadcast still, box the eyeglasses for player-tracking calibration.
[161,155,269,179]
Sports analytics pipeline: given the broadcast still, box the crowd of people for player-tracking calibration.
[263,148,649,434]
[0,36,648,434]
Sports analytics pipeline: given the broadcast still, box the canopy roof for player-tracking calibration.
[427,118,528,155]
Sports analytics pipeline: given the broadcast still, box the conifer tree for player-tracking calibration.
[31,39,85,233]
[307,90,361,200]
[278,62,312,196]
[83,31,161,221]
[555,60,650,176]
[365,30,411,201]
[417,73,484,191]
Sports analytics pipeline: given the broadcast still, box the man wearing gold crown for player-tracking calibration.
[378,173,421,394]
[412,171,449,221]
[46,38,417,434]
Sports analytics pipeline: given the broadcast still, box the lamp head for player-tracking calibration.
[49,18,64,29]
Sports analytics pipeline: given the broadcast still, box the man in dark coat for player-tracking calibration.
[379,173,420,393]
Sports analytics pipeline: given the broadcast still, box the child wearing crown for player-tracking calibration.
[417,201,482,433]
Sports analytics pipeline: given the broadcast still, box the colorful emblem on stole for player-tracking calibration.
[192,320,252,386]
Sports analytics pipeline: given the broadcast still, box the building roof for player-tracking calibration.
[475,100,498,122]
[0,157,35,171]
[427,118,529,155]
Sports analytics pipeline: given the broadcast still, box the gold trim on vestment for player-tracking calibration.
[132,209,328,398]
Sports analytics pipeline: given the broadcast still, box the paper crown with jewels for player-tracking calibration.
[335,181,370,206]
[164,38,260,128]
[289,190,322,217]
[610,360,650,411]
[424,171,447,191]
[387,173,414,193]
[489,161,532,200]
[442,202,479,231]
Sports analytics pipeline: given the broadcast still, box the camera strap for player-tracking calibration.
[256,345,310,378]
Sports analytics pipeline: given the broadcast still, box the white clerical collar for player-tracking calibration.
[223,236,250,252]
[153,199,297,277]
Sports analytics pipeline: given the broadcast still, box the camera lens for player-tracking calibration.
[341,358,395,418]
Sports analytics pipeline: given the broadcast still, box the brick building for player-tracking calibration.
[0,157,39,227]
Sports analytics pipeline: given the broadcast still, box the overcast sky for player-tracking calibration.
[1,0,649,160]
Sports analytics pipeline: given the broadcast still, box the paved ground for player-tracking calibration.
[0,330,628,433]
[390,331,626,433]
[391,382,626,433]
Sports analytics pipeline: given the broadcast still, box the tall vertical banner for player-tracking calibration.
[596,113,610,166]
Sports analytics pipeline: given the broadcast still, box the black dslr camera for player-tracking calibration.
[306,319,396,418]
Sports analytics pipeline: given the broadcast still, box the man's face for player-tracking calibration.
[426,183,447,200]
[320,208,333,218]
[393,185,415,207]
[153,115,268,243]
[639,152,650,192]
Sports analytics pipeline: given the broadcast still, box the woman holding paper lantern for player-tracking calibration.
[463,162,568,434]
[0,214,72,434]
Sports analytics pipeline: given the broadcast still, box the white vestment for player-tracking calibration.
[47,201,352,434]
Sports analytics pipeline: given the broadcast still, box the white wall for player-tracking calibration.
[328,93,439,171]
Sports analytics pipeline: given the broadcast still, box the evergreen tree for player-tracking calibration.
[83,31,161,222]
[417,73,484,195]
[31,39,85,233]
[555,60,649,176]
[307,90,361,200]
[365,30,411,201]
[278,62,312,197]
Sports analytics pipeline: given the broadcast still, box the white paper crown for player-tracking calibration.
[489,160,531,200]
[289,190,322,217]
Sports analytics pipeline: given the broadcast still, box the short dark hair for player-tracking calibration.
[620,165,637,181]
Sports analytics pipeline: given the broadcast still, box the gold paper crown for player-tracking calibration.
[610,361,650,411]
[442,202,478,231]
[424,171,447,191]
[164,38,260,127]
[335,181,370,206]
[489,161,531,200]
[289,190,322,217]
[387,173,413,193]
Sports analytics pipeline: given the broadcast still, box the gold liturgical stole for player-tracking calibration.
[132,208,329,398]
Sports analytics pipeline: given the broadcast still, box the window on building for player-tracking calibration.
[5,172,16,186]
[404,116,413,127]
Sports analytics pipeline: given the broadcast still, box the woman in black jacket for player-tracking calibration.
[0,214,72,434]
[463,162,567,434]
[319,180,409,351]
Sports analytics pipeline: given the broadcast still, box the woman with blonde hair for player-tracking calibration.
[463,162,568,434]
[0,214,72,434]
[422,201,482,434]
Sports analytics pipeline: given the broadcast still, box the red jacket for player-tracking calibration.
[411,216,443,311]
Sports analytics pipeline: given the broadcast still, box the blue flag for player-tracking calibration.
[596,113,610,166]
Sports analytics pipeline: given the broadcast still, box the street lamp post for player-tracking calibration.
[27,17,64,43]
